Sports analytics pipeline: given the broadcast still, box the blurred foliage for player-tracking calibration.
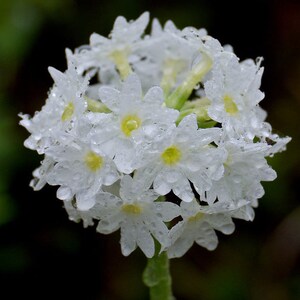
[0,0,299,299]
[0,0,73,224]
[0,0,72,89]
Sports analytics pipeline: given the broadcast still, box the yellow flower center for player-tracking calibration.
[161,146,182,166]
[61,102,74,121]
[122,204,142,214]
[121,114,141,137]
[84,151,103,172]
[188,212,204,222]
[223,94,238,115]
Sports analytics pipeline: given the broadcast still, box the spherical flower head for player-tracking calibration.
[19,12,291,258]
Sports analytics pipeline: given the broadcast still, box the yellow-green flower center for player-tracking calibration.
[121,114,141,137]
[161,146,182,166]
[109,49,132,79]
[188,212,204,222]
[61,102,74,121]
[122,204,142,214]
[223,94,238,115]
[84,151,103,172]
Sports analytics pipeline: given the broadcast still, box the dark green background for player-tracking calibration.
[0,0,299,299]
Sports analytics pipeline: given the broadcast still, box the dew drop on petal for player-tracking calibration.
[232,174,241,183]
[220,223,235,235]
[57,186,73,200]
[101,220,110,226]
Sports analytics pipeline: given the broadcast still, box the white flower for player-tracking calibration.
[19,57,89,154]
[94,176,180,258]
[167,199,236,258]
[132,19,207,93]
[134,114,225,202]
[42,115,120,210]
[92,73,179,174]
[46,139,119,210]
[204,138,277,205]
[74,12,149,80]
[205,55,265,139]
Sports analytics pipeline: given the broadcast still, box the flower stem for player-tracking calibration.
[85,96,111,113]
[165,52,212,110]
[143,245,174,300]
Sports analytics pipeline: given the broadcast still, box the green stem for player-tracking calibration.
[176,97,217,128]
[143,245,174,300]
[85,96,111,113]
[165,52,212,110]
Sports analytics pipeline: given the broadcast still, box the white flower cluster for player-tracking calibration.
[20,12,290,258]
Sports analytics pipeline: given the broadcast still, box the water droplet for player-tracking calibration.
[57,186,72,200]
[221,224,235,235]
[232,175,241,183]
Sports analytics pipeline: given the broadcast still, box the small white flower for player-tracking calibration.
[167,199,236,258]
[74,12,149,80]
[19,58,89,154]
[204,138,277,205]
[94,176,180,258]
[43,115,120,210]
[205,55,265,139]
[46,138,119,210]
[134,114,225,202]
[133,18,206,93]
